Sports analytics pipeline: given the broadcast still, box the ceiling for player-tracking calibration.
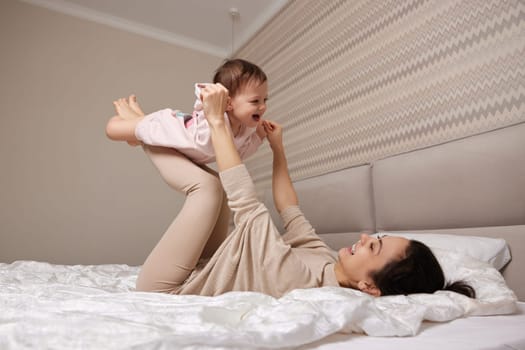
[22,0,290,58]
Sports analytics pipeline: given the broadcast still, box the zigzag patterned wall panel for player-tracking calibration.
[237,0,525,189]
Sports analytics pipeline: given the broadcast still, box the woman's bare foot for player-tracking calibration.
[113,96,142,120]
[128,94,145,117]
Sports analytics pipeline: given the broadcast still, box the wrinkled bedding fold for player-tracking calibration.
[0,255,517,349]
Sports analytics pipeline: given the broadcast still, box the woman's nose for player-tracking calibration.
[360,233,370,242]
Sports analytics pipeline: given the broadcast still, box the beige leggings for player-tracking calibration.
[135,145,230,293]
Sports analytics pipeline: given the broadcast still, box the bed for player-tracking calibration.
[1,122,524,349]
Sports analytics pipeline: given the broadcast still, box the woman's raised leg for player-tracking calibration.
[135,145,229,292]
[199,166,231,259]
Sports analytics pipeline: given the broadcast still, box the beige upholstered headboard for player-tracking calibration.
[264,122,525,300]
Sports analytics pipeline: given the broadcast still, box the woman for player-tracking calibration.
[136,83,475,299]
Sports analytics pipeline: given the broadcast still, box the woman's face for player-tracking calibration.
[334,234,409,296]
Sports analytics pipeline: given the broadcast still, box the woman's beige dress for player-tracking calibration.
[174,164,339,297]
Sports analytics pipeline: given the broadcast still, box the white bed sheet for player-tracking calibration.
[302,302,525,350]
[0,252,519,350]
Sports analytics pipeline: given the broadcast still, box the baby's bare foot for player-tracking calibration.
[128,94,145,117]
[113,97,141,120]
[126,140,143,147]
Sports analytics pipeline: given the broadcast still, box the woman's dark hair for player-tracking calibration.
[213,59,267,97]
[371,240,476,298]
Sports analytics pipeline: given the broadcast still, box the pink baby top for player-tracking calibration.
[135,85,263,164]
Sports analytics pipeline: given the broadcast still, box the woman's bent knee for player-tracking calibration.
[197,175,223,196]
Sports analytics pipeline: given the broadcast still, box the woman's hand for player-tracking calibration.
[197,83,241,170]
[263,120,283,151]
[256,123,267,140]
[198,83,229,128]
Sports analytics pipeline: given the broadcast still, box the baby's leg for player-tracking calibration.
[105,115,142,143]
[135,146,228,293]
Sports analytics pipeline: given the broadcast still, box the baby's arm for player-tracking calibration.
[236,121,267,159]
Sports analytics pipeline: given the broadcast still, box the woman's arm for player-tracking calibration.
[199,83,242,171]
[199,84,297,212]
[264,121,299,213]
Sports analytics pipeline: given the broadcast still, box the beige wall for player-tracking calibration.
[0,1,222,265]
[238,0,525,188]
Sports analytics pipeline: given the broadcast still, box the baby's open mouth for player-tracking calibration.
[252,114,261,122]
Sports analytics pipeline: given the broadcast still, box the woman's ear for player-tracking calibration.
[357,280,381,297]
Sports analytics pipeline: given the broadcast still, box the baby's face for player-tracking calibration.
[229,80,268,129]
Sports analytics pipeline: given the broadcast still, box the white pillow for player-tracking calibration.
[373,232,511,270]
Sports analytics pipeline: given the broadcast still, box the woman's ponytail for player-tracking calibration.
[444,280,476,298]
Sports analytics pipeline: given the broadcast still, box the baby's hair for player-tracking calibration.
[213,59,267,97]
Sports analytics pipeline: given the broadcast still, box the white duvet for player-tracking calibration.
[0,249,517,349]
